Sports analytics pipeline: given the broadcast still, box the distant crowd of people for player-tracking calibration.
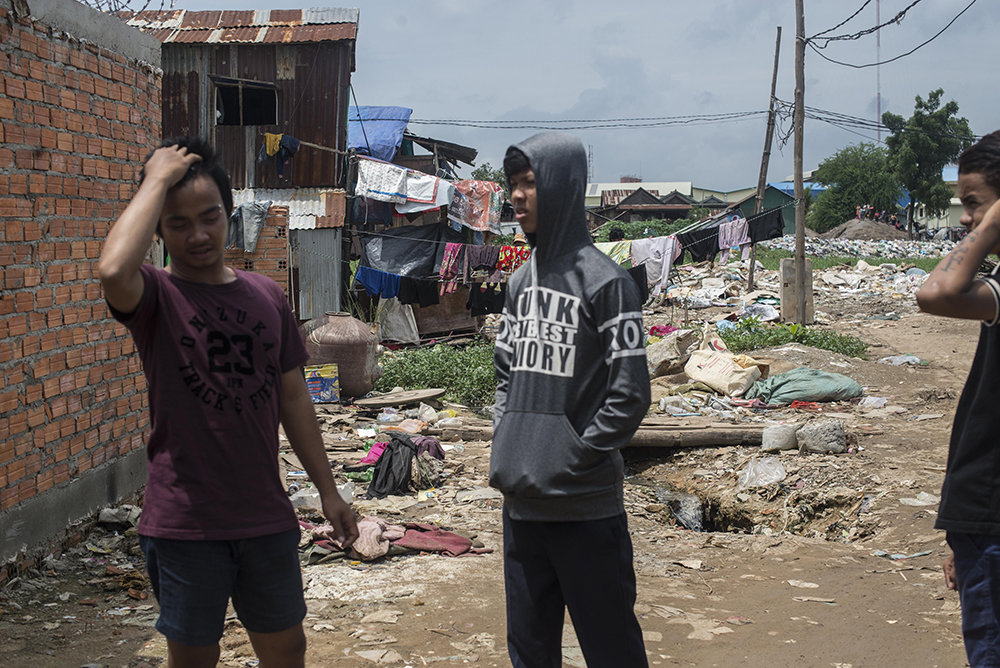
[856,203,900,228]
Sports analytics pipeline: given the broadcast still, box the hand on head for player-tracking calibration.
[144,145,203,189]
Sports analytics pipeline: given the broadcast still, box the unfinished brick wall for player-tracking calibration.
[0,6,160,512]
[224,205,291,295]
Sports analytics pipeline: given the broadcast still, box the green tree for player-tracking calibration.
[882,89,974,234]
[806,143,902,233]
[469,162,509,198]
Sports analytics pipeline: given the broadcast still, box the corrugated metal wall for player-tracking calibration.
[293,228,342,319]
[160,41,353,189]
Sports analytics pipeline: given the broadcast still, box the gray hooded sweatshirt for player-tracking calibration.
[489,132,651,522]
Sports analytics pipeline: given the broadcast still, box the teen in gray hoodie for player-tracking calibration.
[490,132,650,667]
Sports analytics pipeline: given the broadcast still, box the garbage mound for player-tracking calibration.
[763,235,954,259]
[820,218,910,241]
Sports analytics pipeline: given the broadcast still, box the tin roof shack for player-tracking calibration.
[125,8,359,318]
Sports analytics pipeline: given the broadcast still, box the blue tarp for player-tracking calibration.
[348,106,412,162]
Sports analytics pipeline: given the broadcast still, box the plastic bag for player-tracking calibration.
[376,297,420,344]
[737,456,787,489]
[417,402,438,423]
[684,329,761,397]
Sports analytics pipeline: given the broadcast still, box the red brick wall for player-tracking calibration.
[224,205,291,295]
[0,7,161,510]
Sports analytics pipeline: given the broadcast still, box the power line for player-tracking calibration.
[809,0,874,40]
[403,111,768,131]
[808,0,924,46]
[806,0,978,69]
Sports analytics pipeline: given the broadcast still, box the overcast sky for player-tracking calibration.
[161,0,997,191]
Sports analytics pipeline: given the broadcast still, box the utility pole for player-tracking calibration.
[876,0,881,142]
[748,26,782,291]
[793,0,807,324]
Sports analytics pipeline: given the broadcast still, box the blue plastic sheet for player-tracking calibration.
[348,106,412,162]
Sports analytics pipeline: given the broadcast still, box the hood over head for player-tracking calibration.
[504,132,592,262]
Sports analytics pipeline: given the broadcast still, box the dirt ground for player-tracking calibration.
[0,285,979,667]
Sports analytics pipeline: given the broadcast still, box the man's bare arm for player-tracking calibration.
[279,368,358,548]
[917,199,1000,320]
[96,146,201,314]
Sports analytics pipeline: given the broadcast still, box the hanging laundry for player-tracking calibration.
[466,283,506,316]
[718,216,751,263]
[463,244,501,283]
[448,180,504,233]
[354,265,401,299]
[277,134,300,178]
[748,208,785,243]
[264,132,282,157]
[397,277,440,308]
[227,200,272,253]
[630,236,682,296]
[439,243,465,295]
[594,240,633,267]
[677,227,719,263]
[496,245,531,273]
[356,157,408,203]
[395,180,455,214]
[626,265,648,303]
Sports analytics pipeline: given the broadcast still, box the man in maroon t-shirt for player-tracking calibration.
[97,137,358,667]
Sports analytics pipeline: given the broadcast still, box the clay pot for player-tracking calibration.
[300,312,380,398]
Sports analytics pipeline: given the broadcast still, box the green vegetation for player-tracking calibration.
[718,317,868,360]
[751,247,941,273]
[883,89,974,231]
[469,162,509,198]
[375,342,496,407]
[807,143,902,233]
[592,218,694,242]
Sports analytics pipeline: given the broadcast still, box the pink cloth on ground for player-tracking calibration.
[359,442,387,465]
[391,522,473,557]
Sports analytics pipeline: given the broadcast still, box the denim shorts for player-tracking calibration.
[139,528,306,646]
[948,531,1000,667]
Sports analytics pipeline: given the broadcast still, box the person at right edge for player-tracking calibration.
[489,131,651,667]
[916,129,1000,667]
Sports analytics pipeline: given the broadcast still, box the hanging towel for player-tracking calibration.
[395,180,455,214]
[677,227,719,263]
[630,236,682,297]
[397,277,441,308]
[748,208,784,243]
[717,218,751,264]
[265,132,282,157]
[356,158,408,203]
[355,266,400,299]
[594,240,633,267]
[463,244,501,283]
[439,243,464,295]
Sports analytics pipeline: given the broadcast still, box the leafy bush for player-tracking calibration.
[593,218,693,242]
[375,342,497,407]
[718,317,868,359]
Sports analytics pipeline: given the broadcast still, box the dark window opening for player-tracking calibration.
[213,77,278,127]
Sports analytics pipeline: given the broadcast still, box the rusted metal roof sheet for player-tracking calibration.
[124,8,358,44]
[232,188,347,230]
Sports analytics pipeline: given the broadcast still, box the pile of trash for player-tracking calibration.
[762,235,954,259]
[814,259,929,299]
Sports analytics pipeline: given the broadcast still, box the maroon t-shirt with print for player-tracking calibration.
[112,264,308,540]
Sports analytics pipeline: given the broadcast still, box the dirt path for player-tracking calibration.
[0,298,980,667]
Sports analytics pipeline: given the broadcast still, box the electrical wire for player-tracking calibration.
[806,0,978,69]
[809,0,874,40]
[399,111,768,131]
[808,0,924,47]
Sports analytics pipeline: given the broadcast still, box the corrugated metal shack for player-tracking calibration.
[125,8,359,318]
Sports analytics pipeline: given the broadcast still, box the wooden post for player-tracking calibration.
[748,26,782,291]
[793,0,808,324]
